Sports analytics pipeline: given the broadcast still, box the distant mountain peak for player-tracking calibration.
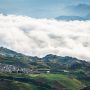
[55,15,85,20]
[76,3,90,7]
[55,14,90,21]
[66,3,90,16]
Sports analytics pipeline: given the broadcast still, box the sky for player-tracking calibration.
[0,0,90,18]
[0,0,90,61]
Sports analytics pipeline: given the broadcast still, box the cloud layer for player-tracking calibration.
[0,14,90,61]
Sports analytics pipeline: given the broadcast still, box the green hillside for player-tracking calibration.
[0,73,86,90]
[29,74,85,90]
[0,80,33,90]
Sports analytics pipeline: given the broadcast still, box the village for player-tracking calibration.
[0,63,69,74]
[0,63,51,74]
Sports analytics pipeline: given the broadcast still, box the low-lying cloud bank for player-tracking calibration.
[0,14,90,61]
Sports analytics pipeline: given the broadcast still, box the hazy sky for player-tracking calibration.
[0,0,90,18]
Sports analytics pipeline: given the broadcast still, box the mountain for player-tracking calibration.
[0,47,90,70]
[0,47,34,68]
[57,4,90,20]
[0,47,90,90]
[67,4,90,16]
[71,3,90,12]
[55,15,90,21]
[42,54,90,70]
[0,47,23,57]
[55,16,85,20]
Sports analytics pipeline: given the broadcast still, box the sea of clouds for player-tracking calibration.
[0,14,90,61]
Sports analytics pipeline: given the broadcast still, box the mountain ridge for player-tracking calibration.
[0,46,88,62]
[55,15,90,21]
[0,47,89,69]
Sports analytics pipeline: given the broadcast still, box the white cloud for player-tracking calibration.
[0,14,90,61]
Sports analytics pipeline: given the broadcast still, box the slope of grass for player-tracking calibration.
[0,73,86,90]
[0,79,33,90]
[30,74,84,90]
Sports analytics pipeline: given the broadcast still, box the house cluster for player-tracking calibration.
[0,63,69,74]
[0,63,50,74]
[0,63,31,74]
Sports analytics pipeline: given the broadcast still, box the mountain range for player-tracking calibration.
[0,47,89,70]
[67,4,90,16]
[0,47,90,90]
[56,14,90,21]
[56,4,90,20]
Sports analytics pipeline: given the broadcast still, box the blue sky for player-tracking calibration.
[0,0,90,18]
